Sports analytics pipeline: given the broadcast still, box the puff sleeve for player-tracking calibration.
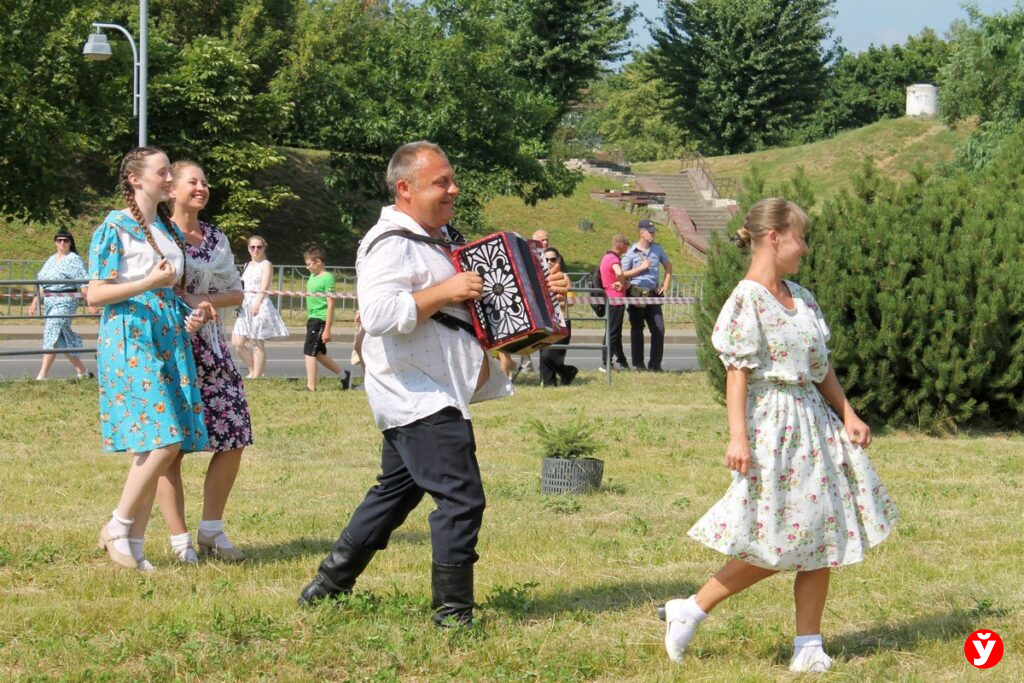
[805,291,831,345]
[88,222,123,281]
[711,288,762,370]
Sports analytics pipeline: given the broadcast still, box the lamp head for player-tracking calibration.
[83,32,111,61]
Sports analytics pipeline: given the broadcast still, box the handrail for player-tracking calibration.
[679,150,736,200]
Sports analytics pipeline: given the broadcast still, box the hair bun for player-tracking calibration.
[734,227,752,249]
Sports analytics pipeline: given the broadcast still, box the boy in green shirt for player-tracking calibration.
[303,245,350,391]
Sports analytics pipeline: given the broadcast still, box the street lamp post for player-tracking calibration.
[82,0,148,147]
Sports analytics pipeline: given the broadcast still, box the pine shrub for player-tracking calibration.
[697,128,1024,430]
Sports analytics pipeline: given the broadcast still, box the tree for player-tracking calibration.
[148,34,295,239]
[806,30,949,140]
[498,0,635,111]
[0,0,129,217]
[273,0,584,237]
[581,52,687,162]
[651,0,836,154]
[936,6,1024,173]
[938,6,1024,126]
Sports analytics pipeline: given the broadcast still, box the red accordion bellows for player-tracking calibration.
[452,232,569,353]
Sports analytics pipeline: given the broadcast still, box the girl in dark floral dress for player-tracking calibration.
[151,160,253,566]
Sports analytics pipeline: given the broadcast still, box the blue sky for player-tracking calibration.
[631,0,1020,54]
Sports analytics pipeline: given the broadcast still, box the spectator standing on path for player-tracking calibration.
[598,234,649,371]
[621,219,672,371]
[303,245,350,392]
[150,160,253,568]
[538,247,578,387]
[28,229,98,380]
[297,141,570,626]
[231,235,288,378]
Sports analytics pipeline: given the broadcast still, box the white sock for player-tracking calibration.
[199,519,234,549]
[129,538,155,572]
[107,511,133,557]
[170,531,198,564]
[664,595,707,662]
[790,634,832,672]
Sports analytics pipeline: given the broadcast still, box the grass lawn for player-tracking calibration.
[1,372,1021,680]
[633,117,971,203]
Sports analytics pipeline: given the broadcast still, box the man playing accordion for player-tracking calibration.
[298,141,569,626]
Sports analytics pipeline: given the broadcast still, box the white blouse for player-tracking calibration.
[356,206,512,431]
[88,210,184,285]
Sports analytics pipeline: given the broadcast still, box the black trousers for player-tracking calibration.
[342,407,484,566]
[540,322,574,386]
[628,303,665,371]
[601,303,628,367]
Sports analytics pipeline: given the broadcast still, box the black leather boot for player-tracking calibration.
[431,562,474,627]
[298,532,377,606]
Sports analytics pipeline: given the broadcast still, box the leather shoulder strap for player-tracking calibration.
[363,227,466,255]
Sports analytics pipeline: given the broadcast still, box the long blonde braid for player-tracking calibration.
[119,146,186,287]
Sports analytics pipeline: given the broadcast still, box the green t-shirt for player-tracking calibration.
[306,271,335,321]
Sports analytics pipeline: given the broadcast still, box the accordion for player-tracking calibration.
[452,232,569,353]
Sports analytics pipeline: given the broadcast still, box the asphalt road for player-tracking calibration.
[0,339,700,380]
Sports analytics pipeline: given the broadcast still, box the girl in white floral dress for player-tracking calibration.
[660,198,897,673]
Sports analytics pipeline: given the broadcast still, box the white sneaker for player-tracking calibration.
[790,646,832,673]
[662,597,706,662]
[175,546,199,565]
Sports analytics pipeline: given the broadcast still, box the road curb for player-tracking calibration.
[1,325,698,344]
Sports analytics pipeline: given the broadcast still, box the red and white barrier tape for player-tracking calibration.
[0,289,695,305]
[0,291,83,299]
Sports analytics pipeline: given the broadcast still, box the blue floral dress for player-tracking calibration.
[37,252,88,354]
[88,211,208,453]
[688,280,897,570]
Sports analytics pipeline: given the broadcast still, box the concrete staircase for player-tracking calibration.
[636,172,734,240]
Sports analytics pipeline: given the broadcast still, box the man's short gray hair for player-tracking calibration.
[386,141,447,197]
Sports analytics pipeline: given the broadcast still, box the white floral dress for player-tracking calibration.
[688,280,897,570]
[232,261,288,340]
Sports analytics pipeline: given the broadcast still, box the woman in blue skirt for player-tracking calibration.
[88,147,215,570]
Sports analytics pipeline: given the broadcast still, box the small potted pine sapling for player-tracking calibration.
[532,416,604,495]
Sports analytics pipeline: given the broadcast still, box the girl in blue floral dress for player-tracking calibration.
[659,198,897,673]
[89,147,216,570]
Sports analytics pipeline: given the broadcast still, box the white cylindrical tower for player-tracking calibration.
[906,84,939,117]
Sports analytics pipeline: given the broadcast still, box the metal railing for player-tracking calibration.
[680,150,737,200]
[565,285,613,385]
[2,260,702,325]
[0,276,98,356]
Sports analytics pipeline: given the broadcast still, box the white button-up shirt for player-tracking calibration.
[356,206,512,431]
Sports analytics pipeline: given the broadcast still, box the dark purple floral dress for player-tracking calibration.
[182,222,254,452]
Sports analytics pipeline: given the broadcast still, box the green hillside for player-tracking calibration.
[482,174,704,274]
[633,117,970,202]
[0,117,970,266]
